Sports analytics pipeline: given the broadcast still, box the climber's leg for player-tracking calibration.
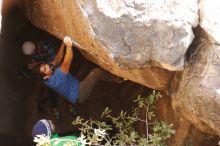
[77,68,106,103]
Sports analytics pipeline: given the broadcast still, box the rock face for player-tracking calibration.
[0,0,2,32]
[21,0,198,91]
[79,0,197,71]
[172,33,220,134]
[20,0,220,135]
[200,0,220,44]
[1,0,21,33]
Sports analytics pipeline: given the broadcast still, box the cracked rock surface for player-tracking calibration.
[172,35,220,134]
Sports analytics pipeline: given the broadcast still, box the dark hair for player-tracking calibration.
[49,64,55,72]
[32,64,47,80]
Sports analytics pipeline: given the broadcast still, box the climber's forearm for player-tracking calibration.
[52,43,65,66]
[60,46,73,73]
[60,36,73,73]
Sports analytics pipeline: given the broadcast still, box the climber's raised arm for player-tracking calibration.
[51,42,65,66]
[60,36,73,73]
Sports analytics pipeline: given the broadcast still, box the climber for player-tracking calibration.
[32,119,83,146]
[33,36,113,105]
[21,38,62,120]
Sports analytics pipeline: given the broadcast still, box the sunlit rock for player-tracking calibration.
[79,0,198,71]
[200,0,220,44]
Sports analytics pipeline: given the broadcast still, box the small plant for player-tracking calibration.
[182,138,193,146]
[72,90,176,146]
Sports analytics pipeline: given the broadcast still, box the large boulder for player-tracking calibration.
[172,32,220,134]
[78,0,198,71]
[21,0,198,91]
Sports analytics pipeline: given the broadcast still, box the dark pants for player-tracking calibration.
[47,87,58,108]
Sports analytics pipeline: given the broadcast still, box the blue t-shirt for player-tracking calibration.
[43,67,79,104]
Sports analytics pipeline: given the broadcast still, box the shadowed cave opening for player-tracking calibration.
[0,6,156,146]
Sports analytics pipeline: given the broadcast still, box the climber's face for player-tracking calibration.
[40,64,52,75]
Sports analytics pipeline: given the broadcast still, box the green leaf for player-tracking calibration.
[101,107,112,118]
[149,133,162,145]
[147,111,155,120]
[138,100,145,108]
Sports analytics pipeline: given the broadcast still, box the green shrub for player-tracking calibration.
[72,90,176,146]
